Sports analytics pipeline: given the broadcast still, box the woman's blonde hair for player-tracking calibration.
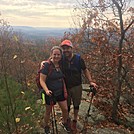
[48,46,63,60]
[50,46,63,55]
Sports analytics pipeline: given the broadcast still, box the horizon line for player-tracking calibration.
[12,25,78,29]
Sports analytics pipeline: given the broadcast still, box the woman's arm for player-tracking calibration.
[40,73,52,96]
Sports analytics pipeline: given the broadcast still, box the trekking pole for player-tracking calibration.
[86,85,97,116]
[50,97,55,134]
[81,85,97,134]
[52,102,58,134]
[50,96,58,134]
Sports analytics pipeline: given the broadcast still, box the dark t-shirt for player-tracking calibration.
[61,54,86,88]
[40,62,64,96]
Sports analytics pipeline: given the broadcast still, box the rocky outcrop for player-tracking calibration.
[36,84,134,134]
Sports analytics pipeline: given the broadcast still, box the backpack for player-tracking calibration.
[35,60,53,92]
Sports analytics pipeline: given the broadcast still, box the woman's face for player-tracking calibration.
[51,48,62,62]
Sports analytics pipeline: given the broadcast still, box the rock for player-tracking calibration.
[36,99,43,104]
[35,85,134,134]
[93,128,130,134]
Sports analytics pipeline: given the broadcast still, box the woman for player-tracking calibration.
[40,46,70,134]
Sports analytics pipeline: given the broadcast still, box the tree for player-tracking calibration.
[110,0,133,122]
[67,0,134,125]
[0,17,42,134]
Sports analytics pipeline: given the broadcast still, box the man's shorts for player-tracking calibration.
[67,85,82,107]
[41,90,66,105]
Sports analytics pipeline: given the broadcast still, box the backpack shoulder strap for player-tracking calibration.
[73,54,81,72]
[47,60,53,76]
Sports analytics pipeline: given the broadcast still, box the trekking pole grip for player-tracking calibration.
[89,85,97,96]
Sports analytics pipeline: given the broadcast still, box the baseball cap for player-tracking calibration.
[60,40,73,48]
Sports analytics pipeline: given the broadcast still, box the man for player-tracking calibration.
[60,39,97,131]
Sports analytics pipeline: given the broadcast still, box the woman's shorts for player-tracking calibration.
[41,90,66,105]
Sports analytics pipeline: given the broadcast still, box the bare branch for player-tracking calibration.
[124,19,134,33]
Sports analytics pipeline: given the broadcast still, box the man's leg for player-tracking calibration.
[71,85,82,131]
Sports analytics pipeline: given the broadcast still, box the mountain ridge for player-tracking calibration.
[12,26,71,40]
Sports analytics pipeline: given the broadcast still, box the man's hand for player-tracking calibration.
[40,61,45,69]
[90,82,98,89]
[89,85,97,96]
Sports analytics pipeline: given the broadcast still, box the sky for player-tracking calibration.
[0,0,133,28]
[0,0,78,28]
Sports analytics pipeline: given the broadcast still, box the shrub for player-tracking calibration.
[0,76,41,134]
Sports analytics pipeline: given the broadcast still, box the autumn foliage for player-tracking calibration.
[0,0,134,133]
[63,0,134,129]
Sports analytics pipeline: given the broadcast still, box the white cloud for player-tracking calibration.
[0,0,78,28]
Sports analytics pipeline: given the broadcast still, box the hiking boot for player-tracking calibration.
[44,126,51,134]
[71,120,77,131]
[60,122,71,133]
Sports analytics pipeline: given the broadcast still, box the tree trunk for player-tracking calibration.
[111,0,124,122]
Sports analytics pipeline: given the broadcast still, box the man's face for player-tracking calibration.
[61,45,72,57]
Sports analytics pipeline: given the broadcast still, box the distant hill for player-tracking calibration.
[12,26,71,40]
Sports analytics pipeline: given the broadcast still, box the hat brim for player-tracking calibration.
[60,44,73,48]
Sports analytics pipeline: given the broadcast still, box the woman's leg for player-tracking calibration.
[58,100,68,123]
[58,100,71,132]
[44,104,52,126]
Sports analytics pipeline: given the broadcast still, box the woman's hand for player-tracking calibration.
[45,90,52,96]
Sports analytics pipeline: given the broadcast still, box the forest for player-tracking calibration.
[0,0,133,134]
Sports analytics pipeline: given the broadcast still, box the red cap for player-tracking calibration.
[60,40,73,48]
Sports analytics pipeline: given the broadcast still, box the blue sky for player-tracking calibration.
[0,0,133,28]
[0,0,78,28]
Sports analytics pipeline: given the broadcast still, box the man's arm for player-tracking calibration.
[83,68,98,88]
